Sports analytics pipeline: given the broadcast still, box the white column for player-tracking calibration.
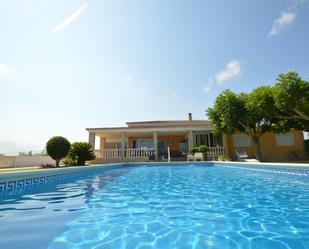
[153,131,158,161]
[188,130,194,152]
[100,137,105,150]
[88,132,96,149]
[99,137,105,158]
[121,133,126,159]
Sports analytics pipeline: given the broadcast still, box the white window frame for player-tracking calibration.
[233,134,251,148]
[275,133,294,147]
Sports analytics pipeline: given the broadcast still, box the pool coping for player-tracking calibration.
[0,161,306,179]
[0,161,308,176]
[0,163,127,179]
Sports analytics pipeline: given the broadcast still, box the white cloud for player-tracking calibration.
[202,60,241,93]
[52,4,88,33]
[0,63,11,75]
[120,73,133,89]
[269,11,296,37]
[120,74,133,83]
[202,78,214,93]
[215,60,241,84]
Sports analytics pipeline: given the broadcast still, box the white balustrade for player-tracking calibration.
[95,147,224,161]
[125,148,154,158]
[95,148,154,159]
[102,149,122,158]
[207,147,225,160]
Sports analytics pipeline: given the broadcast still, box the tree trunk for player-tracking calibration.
[56,159,60,167]
[252,136,262,162]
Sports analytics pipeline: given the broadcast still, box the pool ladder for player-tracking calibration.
[167,146,171,163]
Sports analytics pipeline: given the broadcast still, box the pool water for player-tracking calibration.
[0,164,308,249]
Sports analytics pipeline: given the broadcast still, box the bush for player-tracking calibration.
[63,156,76,166]
[190,145,208,154]
[218,155,230,161]
[199,145,208,153]
[69,142,95,166]
[46,136,71,167]
[190,147,200,154]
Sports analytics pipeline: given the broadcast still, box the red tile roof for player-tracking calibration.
[126,120,212,128]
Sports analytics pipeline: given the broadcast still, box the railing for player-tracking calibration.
[207,147,225,160]
[104,149,122,158]
[95,148,154,159]
[126,148,154,158]
[94,147,224,161]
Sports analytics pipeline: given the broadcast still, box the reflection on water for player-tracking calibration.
[0,166,131,249]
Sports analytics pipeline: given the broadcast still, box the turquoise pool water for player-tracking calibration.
[0,164,308,249]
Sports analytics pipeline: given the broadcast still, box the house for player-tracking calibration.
[86,113,306,162]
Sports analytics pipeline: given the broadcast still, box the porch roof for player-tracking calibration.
[86,126,211,137]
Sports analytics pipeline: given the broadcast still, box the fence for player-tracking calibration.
[0,155,55,168]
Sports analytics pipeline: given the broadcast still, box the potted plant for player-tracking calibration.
[198,145,208,161]
[188,147,199,161]
[190,147,199,154]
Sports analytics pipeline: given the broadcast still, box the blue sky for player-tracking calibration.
[0,0,309,153]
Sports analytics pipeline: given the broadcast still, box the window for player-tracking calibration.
[276,133,294,147]
[195,134,208,146]
[195,132,223,147]
[233,135,251,147]
[134,140,154,149]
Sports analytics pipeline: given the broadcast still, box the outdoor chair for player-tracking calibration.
[235,149,259,162]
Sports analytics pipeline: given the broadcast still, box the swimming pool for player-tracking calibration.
[0,163,308,249]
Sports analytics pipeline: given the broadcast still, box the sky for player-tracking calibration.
[1,0,309,153]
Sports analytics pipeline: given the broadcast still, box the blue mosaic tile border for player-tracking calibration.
[0,164,126,195]
[267,166,309,176]
[0,171,82,194]
[215,163,309,176]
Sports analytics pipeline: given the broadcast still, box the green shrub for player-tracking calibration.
[63,156,76,166]
[199,145,208,152]
[70,142,95,166]
[46,136,71,167]
[190,147,200,154]
[190,145,208,154]
[218,155,230,161]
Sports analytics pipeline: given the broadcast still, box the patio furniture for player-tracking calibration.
[235,149,259,162]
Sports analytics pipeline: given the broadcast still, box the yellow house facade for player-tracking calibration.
[86,113,306,162]
[224,130,305,161]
